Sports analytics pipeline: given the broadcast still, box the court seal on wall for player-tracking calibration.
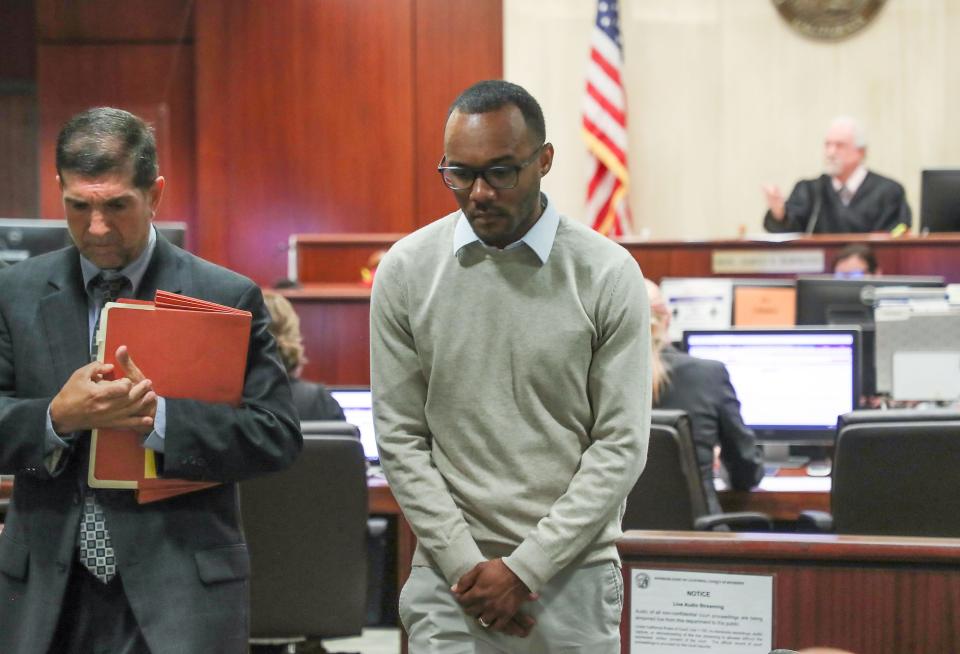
[772,0,887,40]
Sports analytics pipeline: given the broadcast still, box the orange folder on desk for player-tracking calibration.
[88,290,251,503]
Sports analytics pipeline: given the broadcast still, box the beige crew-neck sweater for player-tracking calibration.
[370,211,652,593]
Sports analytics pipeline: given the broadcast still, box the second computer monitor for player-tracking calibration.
[795,275,945,327]
[920,168,960,233]
[328,387,379,463]
[682,328,861,446]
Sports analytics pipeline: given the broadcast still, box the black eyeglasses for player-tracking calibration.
[437,145,544,191]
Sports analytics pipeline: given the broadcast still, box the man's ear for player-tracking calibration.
[539,143,555,177]
[148,176,165,216]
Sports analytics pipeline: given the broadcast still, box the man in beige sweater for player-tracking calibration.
[370,80,652,653]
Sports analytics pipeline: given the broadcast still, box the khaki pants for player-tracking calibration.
[399,561,623,654]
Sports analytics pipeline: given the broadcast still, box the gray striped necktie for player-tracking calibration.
[80,271,129,583]
[839,185,853,206]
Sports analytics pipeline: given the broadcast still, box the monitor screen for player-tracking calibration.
[659,278,733,342]
[875,308,960,400]
[795,275,946,327]
[329,388,378,462]
[682,328,861,444]
[0,218,188,265]
[920,168,960,232]
[795,275,944,395]
[732,279,796,327]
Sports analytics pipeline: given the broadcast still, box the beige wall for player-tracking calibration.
[504,0,960,239]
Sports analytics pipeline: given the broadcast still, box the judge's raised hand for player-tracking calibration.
[762,184,786,221]
[452,559,539,637]
[50,356,156,435]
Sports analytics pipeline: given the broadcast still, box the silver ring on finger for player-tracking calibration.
[478,616,491,628]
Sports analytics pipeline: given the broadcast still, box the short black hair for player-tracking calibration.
[56,107,158,190]
[448,80,546,145]
[832,243,878,273]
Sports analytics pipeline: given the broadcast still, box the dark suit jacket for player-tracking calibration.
[0,235,301,654]
[654,347,764,514]
[764,171,911,234]
[291,378,345,422]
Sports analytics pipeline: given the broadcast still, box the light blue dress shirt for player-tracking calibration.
[452,193,560,264]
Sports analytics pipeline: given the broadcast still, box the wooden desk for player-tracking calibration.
[278,284,371,385]
[618,530,960,652]
[718,471,830,520]
[369,474,832,595]
[284,232,960,385]
[617,232,960,282]
[291,232,960,285]
[368,477,416,592]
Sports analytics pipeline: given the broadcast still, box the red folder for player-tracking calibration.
[88,290,252,503]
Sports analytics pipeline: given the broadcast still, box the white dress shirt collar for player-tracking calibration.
[452,193,560,264]
[832,165,868,197]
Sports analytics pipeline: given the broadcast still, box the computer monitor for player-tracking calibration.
[682,328,861,448]
[920,168,960,232]
[0,218,188,265]
[328,387,378,462]
[731,278,796,327]
[874,308,960,400]
[795,275,946,327]
[795,275,945,395]
[659,278,733,342]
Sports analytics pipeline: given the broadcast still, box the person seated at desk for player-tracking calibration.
[263,290,344,421]
[646,280,764,513]
[831,243,880,276]
[762,116,911,234]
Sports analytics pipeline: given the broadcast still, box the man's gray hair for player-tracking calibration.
[829,115,867,148]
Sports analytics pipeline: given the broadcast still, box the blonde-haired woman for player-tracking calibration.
[646,280,764,514]
[263,290,344,421]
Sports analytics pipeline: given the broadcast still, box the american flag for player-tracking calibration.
[582,0,632,236]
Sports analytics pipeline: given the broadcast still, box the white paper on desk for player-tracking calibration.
[758,476,831,492]
[629,568,773,654]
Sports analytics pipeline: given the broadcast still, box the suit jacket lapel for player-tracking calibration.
[38,248,91,386]
[138,232,186,300]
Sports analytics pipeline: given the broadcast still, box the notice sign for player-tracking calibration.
[629,569,773,654]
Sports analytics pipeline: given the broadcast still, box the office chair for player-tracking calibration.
[799,411,960,536]
[623,410,772,531]
[242,428,368,650]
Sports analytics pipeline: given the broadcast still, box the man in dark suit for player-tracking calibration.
[762,116,911,234]
[0,107,301,653]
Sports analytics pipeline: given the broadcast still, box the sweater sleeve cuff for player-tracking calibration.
[502,537,558,594]
[432,529,486,587]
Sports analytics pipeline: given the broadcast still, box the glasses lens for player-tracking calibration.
[441,167,475,190]
[483,167,519,190]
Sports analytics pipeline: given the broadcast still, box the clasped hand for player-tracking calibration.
[451,558,539,637]
[50,345,157,435]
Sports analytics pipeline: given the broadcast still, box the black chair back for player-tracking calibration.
[242,429,368,640]
[623,410,709,530]
[833,417,960,536]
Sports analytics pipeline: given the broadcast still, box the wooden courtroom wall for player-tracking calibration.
[194,0,503,285]
[9,0,502,285]
[34,0,197,242]
[0,1,38,218]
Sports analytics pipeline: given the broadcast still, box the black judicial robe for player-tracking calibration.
[764,171,911,234]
